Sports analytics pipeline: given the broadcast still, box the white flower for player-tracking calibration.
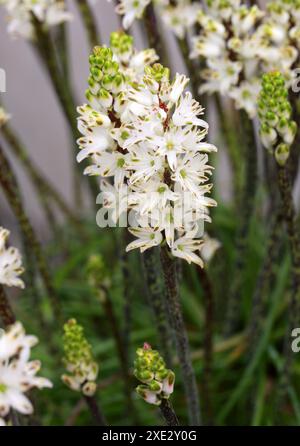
[116,0,151,29]
[231,6,264,36]
[172,92,208,128]
[171,229,204,267]
[77,110,113,163]
[190,34,226,59]
[99,180,129,224]
[200,59,242,95]
[126,227,163,253]
[126,144,164,183]
[0,322,37,361]
[200,233,221,263]
[229,79,261,118]
[0,417,6,426]
[171,153,214,196]
[44,1,72,27]
[0,322,52,417]
[0,227,25,289]
[169,73,189,104]
[153,127,187,171]
[77,34,218,265]
[162,3,200,39]
[1,0,72,39]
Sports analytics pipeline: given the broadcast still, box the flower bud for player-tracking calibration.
[134,343,175,406]
[275,143,290,166]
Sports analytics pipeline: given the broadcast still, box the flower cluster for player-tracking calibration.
[112,0,200,37]
[188,0,300,118]
[134,342,175,406]
[77,32,217,266]
[258,71,297,166]
[0,227,24,289]
[0,0,72,39]
[0,108,10,128]
[62,319,99,397]
[0,322,52,426]
[115,0,151,29]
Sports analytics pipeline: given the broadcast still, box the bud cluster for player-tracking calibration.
[62,319,98,396]
[134,343,175,406]
[258,71,297,166]
[110,31,134,64]
[87,46,125,109]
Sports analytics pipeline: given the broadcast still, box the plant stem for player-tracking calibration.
[224,111,258,337]
[215,95,243,207]
[144,3,170,68]
[75,0,101,48]
[159,399,180,426]
[0,143,62,323]
[54,23,70,82]
[32,16,77,137]
[247,211,283,348]
[1,122,83,234]
[142,248,173,368]
[31,15,87,205]
[197,266,214,424]
[120,229,132,369]
[84,395,107,426]
[176,37,204,106]
[276,164,300,400]
[102,288,133,404]
[0,285,16,327]
[160,244,201,426]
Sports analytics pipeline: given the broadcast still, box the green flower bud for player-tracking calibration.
[275,143,290,166]
[134,343,175,405]
[258,71,297,154]
[145,63,170,83]
[110,31,133,57]
[62,319,99,394]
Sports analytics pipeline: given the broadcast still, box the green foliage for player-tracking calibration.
[13,198,299,426]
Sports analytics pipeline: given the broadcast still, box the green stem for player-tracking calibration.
[215,95,243,206]
[160,245,201,426]
[31,15,85,205]
[0,285,16,327]
[159,399,180,426]
[224,110,258,337]
[176,37,204,106]
[100,286,135,417]
[75,0,101,48]
[1,123,83,234]
[84,395,107,426]
[247,211,283,348]
[142,248,173,368]
[54,23,70,82]
[143,3,170,68]
[0,143,62,323]
[32,16,77,137]
[197,266,214,424]
[276,164,300,400]
[120,229,132,370]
